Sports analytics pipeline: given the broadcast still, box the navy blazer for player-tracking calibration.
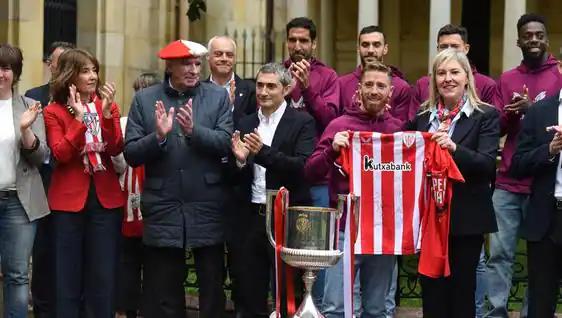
[407,104,500,235]
[511,94,562,241]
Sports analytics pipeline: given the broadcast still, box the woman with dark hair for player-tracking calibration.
[407,48,500,318]
[43,48,124,318]
[0,43,50,318]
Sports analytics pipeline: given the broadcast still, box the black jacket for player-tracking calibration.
[511,94,562,241]
[232,106,316,206]
[407,104,500,235]
[205,74,257,127]
[124,79,233,249]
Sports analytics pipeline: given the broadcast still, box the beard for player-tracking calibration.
[290,51,312,62]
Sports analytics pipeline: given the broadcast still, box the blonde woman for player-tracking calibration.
[407,48,500,318]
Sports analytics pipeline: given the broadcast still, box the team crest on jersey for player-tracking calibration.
[83,111,100,136]
[534,91,547,102]
[431,172,448,212]
[402,133,416,148]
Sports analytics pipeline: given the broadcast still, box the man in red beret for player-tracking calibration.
[124,39,233,318]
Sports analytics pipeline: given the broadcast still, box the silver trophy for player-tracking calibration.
[265,189,359,318]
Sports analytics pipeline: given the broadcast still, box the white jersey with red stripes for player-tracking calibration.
[341,131,432,255]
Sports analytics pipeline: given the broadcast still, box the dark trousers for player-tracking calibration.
[52,189,122,318]
[142,244,225,318]
[31,214,53,318]
[527,237,562,318]
[420,235,484,318]
[237,210,274,318]
[116,236,143,314]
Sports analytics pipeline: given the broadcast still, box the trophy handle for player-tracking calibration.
[265,189,278,247]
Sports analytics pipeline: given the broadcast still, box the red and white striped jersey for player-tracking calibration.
[340,131,463,256]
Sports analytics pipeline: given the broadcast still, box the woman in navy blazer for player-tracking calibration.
[407,49,500,318]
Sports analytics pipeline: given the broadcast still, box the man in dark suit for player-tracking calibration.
[230,62,316,317]
[124,39,233,318]
[25,41,75,107]
[511,89,562,318]
[23,40,74,318]
[206,35,257,126]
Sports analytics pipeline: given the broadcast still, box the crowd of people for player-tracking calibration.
[0,11,561,318]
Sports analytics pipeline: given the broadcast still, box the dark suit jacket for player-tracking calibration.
[233,106,316,206]
[407,104,500,235]
[205,74,257,126]
[24,83,50,107]
[511,94,562,241]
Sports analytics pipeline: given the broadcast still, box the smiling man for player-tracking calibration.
[230,63,315,317]
[486,13,562,318]
[339,25,412,123]
[305,63,402,318]
[124,39,233,318]
[206,36,257,126]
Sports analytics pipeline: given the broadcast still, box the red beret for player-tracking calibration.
[158,40,208,60]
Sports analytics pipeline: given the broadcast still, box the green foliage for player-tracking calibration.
[187,0,207,21]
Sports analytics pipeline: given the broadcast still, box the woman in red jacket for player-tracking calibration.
[43,48,124,318]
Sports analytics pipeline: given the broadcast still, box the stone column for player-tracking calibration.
[502,0,526,71]
[287,0,308,21]
[5,0,45,93]
[428,0,451,72]
[357,0,379,64]
[319,0,335,65]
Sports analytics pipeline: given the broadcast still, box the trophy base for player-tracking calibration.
[293,290,324,318]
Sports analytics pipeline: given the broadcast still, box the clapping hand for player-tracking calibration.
[100,82,116,118]
[67,84,84,120]
[20,102,42,132]
[243,129,264,155]
[155,100,174,142]
[231,130,249,162]
[290,59,311,89]
[177,98,194,135]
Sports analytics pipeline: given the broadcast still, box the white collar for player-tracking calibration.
[429,97,474,122]
[210,73,235,88]
[258,100,287,123]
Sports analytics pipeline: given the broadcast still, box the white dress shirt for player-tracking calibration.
[553,90,562,199]
[0,98,17,190]
[210,73,235,96]
[251,101,287,204]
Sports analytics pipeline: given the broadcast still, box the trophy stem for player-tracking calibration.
[293,270,324,318]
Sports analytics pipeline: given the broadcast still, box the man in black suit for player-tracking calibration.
[511,89,562,317]
[206,35,257,126]
[23,40,74,318]
[25,41,75,107]
[230,62,315,317]
[206,35,257,316]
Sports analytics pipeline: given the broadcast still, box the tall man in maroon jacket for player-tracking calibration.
[283,16,340,308]
[338,25,412,123]
[486,14,562,318]
[411,24,496,113]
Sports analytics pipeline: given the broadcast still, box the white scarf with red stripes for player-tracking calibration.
[82,98,106,173]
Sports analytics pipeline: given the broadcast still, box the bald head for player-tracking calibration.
[207,36,237,80]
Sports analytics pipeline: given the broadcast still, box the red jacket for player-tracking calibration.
[44,99,125,212]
